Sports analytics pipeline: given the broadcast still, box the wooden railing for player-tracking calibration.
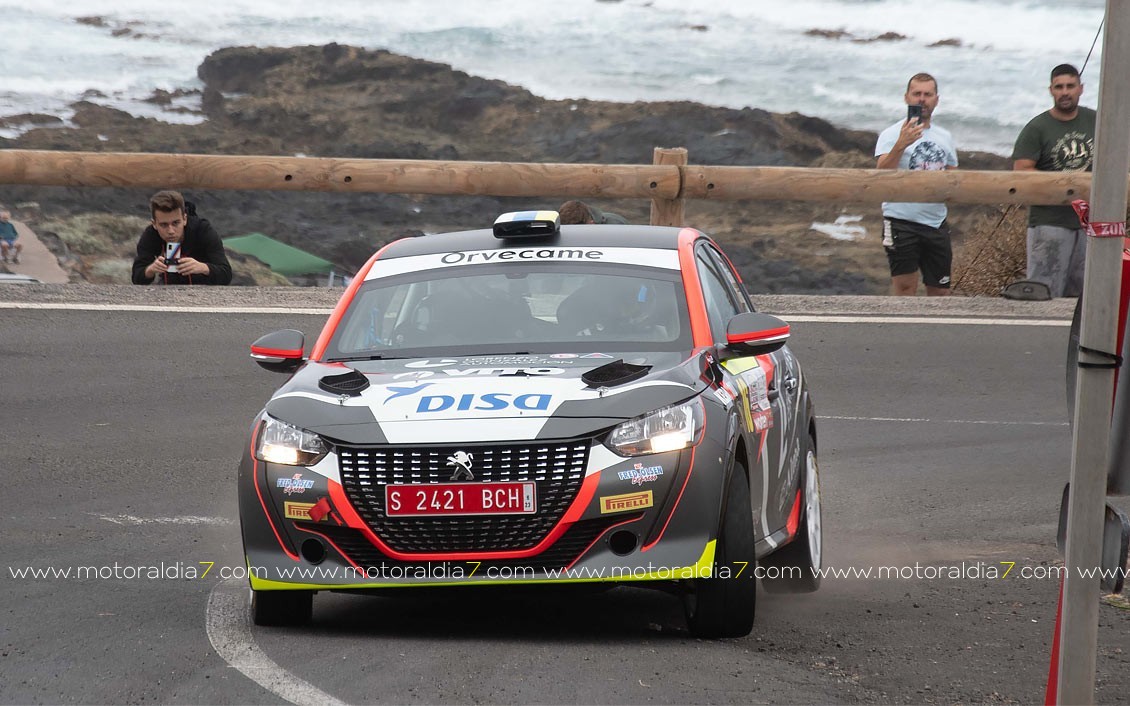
[0,147,1104,227]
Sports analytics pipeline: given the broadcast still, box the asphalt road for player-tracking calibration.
[1,300,1128,704]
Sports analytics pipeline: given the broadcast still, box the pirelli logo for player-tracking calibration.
[600,490,653,514]
[284,501,316,520]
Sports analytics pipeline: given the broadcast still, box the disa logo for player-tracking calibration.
[417,393,552,413]
[383,384,553,413]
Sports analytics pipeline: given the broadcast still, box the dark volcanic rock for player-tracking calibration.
[197,46,297,94]
[0,43,987,292]
[186,44,876,165]
[0,113,63,128]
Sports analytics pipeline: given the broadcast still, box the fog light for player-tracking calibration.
[608,530,638,556]
[301,538,327,564]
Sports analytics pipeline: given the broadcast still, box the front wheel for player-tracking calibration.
[1066,296,1081,421]
[684,460,757,638]
[251,589,314,627]
[761,433,822,593]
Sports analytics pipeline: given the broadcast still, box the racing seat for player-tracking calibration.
[485,294,552,341]
[555,284,604,337]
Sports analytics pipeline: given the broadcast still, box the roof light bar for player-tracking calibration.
[493,210,561,239]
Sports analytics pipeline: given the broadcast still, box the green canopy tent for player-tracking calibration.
[223,232,342,286]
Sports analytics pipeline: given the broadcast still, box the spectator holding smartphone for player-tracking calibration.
[875,73,959,296]
[1011,64,1096,298]
[131,190,232,285]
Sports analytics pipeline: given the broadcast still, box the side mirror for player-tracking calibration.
[724,312,790,355]
[250,329,306,373]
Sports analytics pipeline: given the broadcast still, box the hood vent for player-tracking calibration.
[318,370,370,396]
[581,359,651,388]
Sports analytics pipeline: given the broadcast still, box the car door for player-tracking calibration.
[695,243,796,537]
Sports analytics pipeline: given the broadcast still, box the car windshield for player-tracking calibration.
[324,263,691,360]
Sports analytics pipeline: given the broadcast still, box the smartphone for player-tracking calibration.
[165,241,181,273]
[907,104,924,123]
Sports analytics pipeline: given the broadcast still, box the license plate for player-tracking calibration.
[385,482,537,517]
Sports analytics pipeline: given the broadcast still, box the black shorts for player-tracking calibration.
[883,218,952,288]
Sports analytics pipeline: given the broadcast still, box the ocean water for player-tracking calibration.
[0,0,1107,156]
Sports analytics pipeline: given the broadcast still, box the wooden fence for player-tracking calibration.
[0,147,1104,227]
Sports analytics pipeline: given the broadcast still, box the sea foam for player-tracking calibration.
[0,0,1106,156]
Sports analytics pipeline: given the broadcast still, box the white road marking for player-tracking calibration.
[823,415,1068,427]
[0,301,1071,325]
[94,514,235,525]
[206,578,349,706]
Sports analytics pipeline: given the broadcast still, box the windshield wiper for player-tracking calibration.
[326,354,403,363]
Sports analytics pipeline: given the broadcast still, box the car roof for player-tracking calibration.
[378,224,690,260]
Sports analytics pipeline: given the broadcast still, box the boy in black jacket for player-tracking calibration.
[132,190,233,285]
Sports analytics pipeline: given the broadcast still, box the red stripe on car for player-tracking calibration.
[677,228,712,347]
[250,419,300,562]
[785,488,802,538]
[309,239,402,361]
[641,444,697,552]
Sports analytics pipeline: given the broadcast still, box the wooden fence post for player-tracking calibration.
[650,147,687,226]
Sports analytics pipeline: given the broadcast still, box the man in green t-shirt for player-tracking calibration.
[1011,63,1096,298]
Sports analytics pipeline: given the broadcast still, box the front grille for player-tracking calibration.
[296,514,639,571]
[337,441,590,553]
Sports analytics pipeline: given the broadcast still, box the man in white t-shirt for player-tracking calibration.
[875,72,959,296]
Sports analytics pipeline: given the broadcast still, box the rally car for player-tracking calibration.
[240,211,821,637]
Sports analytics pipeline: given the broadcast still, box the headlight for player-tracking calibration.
[607,398,704,456]
[256,416,329,466]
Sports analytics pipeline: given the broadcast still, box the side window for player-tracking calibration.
[697,253,741,345]
[703,245,752,313]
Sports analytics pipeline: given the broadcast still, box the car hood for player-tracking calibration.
[264,352,713,444]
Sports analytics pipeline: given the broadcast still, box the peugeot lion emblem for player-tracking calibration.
[446,451,475,481]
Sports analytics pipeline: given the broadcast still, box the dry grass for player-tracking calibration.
[39,213,150,256]
[952,205,1028,296]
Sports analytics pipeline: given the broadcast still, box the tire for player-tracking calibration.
[1066,296,1082,422]
[684,460,757,638]
[251,589,314,627]
[761,433,822,594]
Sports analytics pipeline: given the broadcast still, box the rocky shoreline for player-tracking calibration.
[0,44,1011,294]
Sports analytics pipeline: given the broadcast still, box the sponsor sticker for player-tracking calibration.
[405,359,459,368]
[395,367,564,380]
[752,408,775,432]
[284,501,317,520]
[398,355,577,369]
[415,392,554,414]
[383,383,434,403]
[380,383,555,414]
[277,474,315,495]
[365,248,680,281]
[617,463,665,486]
[724,358,774,433]
[600,490,654,514]
[439,248,604,265]
[742,367,771,411]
